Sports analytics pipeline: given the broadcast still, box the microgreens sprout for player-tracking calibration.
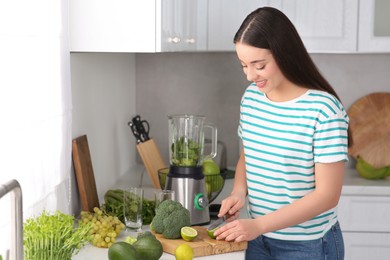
[23,210,92,260]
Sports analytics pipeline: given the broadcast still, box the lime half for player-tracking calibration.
[181,227,198,242]
[207,227,219,239]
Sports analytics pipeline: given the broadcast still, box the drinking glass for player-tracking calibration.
[155,189,175,212]
[123,187,143,231]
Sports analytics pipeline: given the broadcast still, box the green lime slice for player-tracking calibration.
[207,227,219,239]
[181,226,198,241]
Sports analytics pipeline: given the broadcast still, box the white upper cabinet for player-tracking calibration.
[70,0,390,53]
[207,0,271,51]
[279,0,358,52]
[358,0,390,52]
[207,0,358,53]
[70,0,154,52]
[70,0,202,52]
[160,0,201,52]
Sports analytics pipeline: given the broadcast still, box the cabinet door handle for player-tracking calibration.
[169,37,181,43]
[186,38,196,44]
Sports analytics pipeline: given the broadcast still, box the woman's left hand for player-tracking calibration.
[213,218,262,242]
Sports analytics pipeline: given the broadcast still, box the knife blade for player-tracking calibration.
[208,215,226,230]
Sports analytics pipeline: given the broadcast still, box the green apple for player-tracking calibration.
[203,161,220,176]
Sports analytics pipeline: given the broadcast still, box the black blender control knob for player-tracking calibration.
[194,193,208,210]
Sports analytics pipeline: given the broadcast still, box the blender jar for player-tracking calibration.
[168,115,217,167]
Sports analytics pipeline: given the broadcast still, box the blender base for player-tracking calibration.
[165,166,210,225]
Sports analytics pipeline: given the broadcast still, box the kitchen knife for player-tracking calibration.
[132,115,150,142]
[208,215,226,230]
[128,121,142,143]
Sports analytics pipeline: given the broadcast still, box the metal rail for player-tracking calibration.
[0,180,23,260]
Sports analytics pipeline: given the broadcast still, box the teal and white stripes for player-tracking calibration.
[239,84,349,241]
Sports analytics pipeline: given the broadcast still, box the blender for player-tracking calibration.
[164,114,217,225]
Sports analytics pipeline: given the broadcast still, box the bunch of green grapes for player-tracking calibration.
[80,207,125,248]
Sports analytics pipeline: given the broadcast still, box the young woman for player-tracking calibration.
[214,7,350,260]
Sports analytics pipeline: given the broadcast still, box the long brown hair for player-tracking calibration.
[234,7,353,147]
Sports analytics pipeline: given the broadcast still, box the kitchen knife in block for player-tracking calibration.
[136,138,166,189]
[72,135,100,212]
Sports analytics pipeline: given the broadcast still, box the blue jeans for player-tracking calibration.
[245,222,344,260]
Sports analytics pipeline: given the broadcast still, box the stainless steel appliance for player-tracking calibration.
[164,114,217,225]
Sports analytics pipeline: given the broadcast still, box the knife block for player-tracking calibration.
[136,139,166,189]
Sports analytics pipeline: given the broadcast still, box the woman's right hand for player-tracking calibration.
[219,147,247,221]
[218,193,246,222]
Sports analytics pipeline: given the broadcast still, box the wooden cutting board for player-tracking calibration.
[72,135,100,212]
[153,226,247,257]
[348,92,390,168]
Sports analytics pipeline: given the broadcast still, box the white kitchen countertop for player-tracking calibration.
[73,229,245,260]
[342,168,390,196]
[73,165,390,259]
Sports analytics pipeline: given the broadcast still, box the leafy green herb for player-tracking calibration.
[103,189,156,225]
[23,210,91,260]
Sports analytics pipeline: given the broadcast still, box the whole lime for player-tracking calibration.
[175,244,194,260]
[203,161,220,176]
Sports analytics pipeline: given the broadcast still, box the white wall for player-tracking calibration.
[70,53,138,214]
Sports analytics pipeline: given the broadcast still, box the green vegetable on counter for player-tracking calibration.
[103,189,156,225]
[151,199,190,239]
[133,232,163,260]
[108,241,140,260]
[113,231,163,260]
[124,231,153,246]
[171,136,201,166]
[356,156,390,180]
[23,210,91,260]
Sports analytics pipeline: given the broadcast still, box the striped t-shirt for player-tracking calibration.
[238,83,349,241]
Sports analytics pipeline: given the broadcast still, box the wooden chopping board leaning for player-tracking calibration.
[72,135,100,212]
[347,92,390,168]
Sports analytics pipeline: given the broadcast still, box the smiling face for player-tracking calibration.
[235,42,294,100]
